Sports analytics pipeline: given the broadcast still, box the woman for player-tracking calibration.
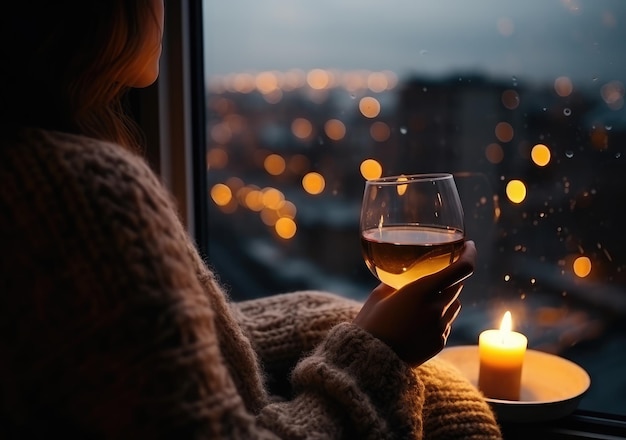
[0,1,502,438]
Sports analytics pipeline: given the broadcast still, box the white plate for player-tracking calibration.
[436,345,590,423]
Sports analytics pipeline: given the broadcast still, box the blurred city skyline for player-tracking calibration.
[203,0,626,88]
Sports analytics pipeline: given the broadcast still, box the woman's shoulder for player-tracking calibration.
[22,128,150,172]
[0,127,175,225]
[2,127,161,193]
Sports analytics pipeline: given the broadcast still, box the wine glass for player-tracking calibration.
[360,173,465,290]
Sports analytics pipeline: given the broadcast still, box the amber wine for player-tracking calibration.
[361,225,465,289]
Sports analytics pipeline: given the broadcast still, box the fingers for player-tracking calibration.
[442,327,451,343]
[407,240,476,296]
[460,239,477,261]
[370,283,395,301]
[441,299,461,345]
[442,240,476,286]
[440,284,463,316]
[443,297,461,323]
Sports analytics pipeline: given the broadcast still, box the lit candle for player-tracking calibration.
[478,311,528,400]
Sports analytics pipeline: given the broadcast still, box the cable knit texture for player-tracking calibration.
[0,128,502,439]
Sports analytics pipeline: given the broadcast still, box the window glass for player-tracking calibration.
[202,0,625,415]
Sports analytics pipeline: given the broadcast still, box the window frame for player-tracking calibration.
[133,0,624,437]
[134,0,208,253]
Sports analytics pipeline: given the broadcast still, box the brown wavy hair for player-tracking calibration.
[0,1,162,151]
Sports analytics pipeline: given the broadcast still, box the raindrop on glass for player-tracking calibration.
[605,125,612,131]
[400,127,408,135]
[565,150,574,158]
[563,108,572,116]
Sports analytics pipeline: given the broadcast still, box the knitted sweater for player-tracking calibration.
[0,128,502,439]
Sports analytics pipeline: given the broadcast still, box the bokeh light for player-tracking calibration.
[283,69,306,91]
[370,121,391,142]
[485,143,504,164]
[359,97,381,118]
[210,122,232,144]
[278,200,297,219]
[262,187,285,209]
[275,217,297,239]
[573,256,592,278]
[531,144,551,166]
[210,183,232,206]
[367,72,389,92]
[554,76,573,97]
[232,73,256,93]
[506,179,527,204]
[600,80,624,110]
[495,122,514,143]
[501,89,520,109]
[360,159,383,180]
[225,177,244,192]
[264,154,286,176]
[260,208,280,226]
[256,71,279,94]
[292,118,313,139]
[263,154,287,176]
[324,119,346,141]
[206,147,229,170]
[244,189,264,211]
[396,175,408,196]
[307,68,331,90]
[302,172,326,195]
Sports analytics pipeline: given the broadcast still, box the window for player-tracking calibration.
[200,0,625,419]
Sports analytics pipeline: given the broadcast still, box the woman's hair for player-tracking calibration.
[0,1,161,151]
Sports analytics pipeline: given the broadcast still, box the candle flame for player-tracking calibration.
[500,311,513,333]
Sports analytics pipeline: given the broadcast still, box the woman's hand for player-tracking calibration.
[353,240,477,367]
